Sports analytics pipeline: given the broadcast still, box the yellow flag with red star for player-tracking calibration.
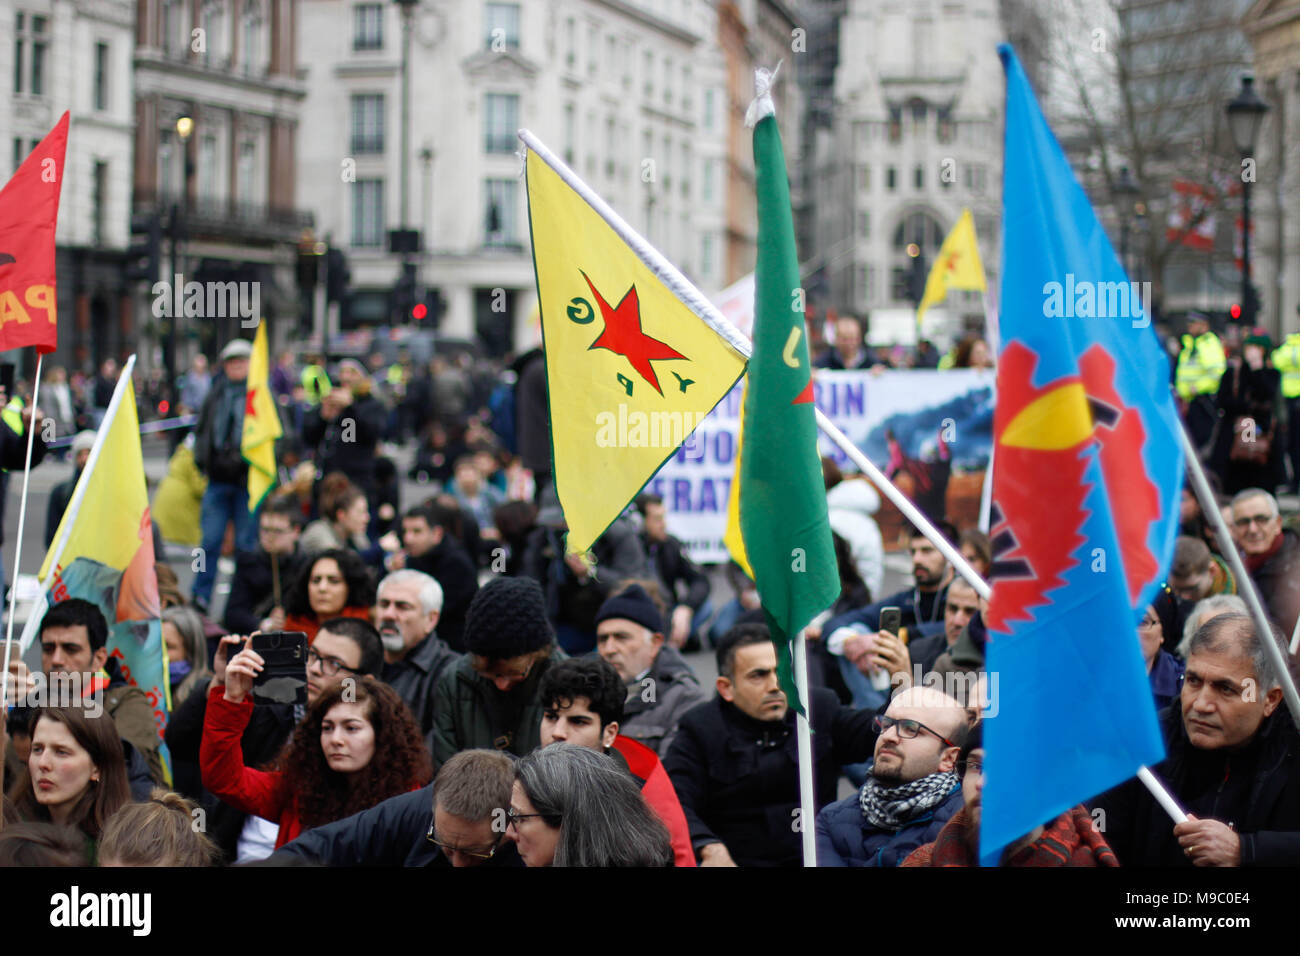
[916,207,987,325]
[524,141,747,554]
[242,321,281,511]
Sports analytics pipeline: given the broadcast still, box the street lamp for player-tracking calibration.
[1226,74,1269,328]
[169,113,196,402]
[1113,165,1140,277]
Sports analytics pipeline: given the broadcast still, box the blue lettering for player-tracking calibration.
[843,382,865,417]
[714,429,734,465]
[698,478,718,513]
[672,479,692,513]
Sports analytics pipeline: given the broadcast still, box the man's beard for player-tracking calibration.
[380,628,404,653]
[870,759,905,784]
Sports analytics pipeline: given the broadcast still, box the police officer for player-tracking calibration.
[1176,312,1226,451]
[1272,316,1300,492]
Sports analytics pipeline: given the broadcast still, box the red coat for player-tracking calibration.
[199,684,302,848]
[285,604,373,645]
[612,734,696,867]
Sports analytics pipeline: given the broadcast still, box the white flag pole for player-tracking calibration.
[1,353,45,715]
[792,628,817,866]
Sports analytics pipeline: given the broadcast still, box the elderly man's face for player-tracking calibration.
[835,319,862,356]
[1182,645,1282,751]
[223,356,249,383]
[1231,495,1281,556]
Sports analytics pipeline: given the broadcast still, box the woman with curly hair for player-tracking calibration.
[283,548,376,644]
[200,672,431,850]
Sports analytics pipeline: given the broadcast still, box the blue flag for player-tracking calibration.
[979,45,1183,862]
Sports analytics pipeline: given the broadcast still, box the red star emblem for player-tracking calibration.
[245,386,258,418]
[943,251,961,273]
[582,271,685,396]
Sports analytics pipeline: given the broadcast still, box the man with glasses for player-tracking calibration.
[815,686,968,866]
[1229,488,1300,638]
[272,749,523,867]
[431,577,567,766]
[663,623,879,867]
[224,495,304,636]
[164,617,382,862]
[904,722,1119,867]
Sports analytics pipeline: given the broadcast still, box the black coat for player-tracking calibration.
[1211,363,1286,495]
[1089,707,1300,866]
[408,536,479,652]
[644,533,710,612]
[222,549,305,636]
[662,689,878,867]
[302,392,387,495]
[163,680,296,862]
[273,785,524,867]
[193,374,248,485]
[381,630,460,737]
[44,470,78,548]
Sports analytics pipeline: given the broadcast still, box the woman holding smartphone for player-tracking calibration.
[200,652,431,849]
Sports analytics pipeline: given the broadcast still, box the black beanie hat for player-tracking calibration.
[1149,582,1185,654]
[463,577,554,659]
[594,584,664,635]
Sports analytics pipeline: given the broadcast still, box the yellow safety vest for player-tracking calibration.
[1175,332,1226,400]
[2,397,24,435]
[386,364,404,387]
[1273,334,1300,399]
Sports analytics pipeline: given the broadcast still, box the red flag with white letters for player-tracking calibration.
[0,111,69,354]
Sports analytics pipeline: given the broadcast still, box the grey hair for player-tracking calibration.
[1186,612,1285,691]
[1178,594,1248,657]
[378,569,444,614]
[161,606,207,667]
[513,744,673,867]
[1230,488,1279,519]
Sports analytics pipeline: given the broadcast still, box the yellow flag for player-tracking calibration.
[525,146,746,554]
[916,207,987,325]
[242,321,282,511]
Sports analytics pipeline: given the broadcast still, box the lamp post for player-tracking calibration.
[1227,74,1269,329]
[1113,165,1140,277]
[169,113,195,402]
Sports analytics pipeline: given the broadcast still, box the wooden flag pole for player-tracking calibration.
[792,628,817,866]
[0,353,46,823]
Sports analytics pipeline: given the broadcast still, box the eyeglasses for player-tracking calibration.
[472,655,536,683]
[425,821,501,860]
[259,525,293,536]
[505,807,554,829]
[306,647,357,676]
[1233,514,1275,529]
[957,757,984,779]
[1138,618,1161,630]
[873,714,956,748]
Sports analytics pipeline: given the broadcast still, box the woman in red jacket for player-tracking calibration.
[200,655,431,849]
[283,548,376,644]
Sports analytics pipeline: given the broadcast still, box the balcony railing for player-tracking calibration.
[139,192,313,243]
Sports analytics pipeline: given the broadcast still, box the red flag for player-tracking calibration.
[0,111,69,354]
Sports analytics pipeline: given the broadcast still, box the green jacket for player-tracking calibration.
[430,646,568,767]
[106,682,167,786]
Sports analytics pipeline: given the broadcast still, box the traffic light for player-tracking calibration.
[1230,303,1243,321]
[125,212,162,283]
[325,248,351,304]
[424,288,444,328]
[392,261,418,322]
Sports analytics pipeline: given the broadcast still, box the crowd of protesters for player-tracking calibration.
[0,312,1297,870]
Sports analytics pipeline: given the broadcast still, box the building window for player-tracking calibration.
[484,93,518,153]
[704,88,715,131]
[587,24,598,77]
[564,17,575,70]
[14,12,48,96]
[236,141,255,205]
[353,3,383,50]
[162,0,183,56]
[485,178,517,245]
[644,50,654,99]
[702,158,714,202]
[701,233,714,278]
[563,102,575,166]
[243,0,264,74]
[682,66,693,113]
[857,164,870,191]
[352,179,385,246]
[485,3,519,51]
[886,166,897,191]
[92,161,108,247]
[888,105,901,143]
[351,94,385,154]
[964,163,986,194]
[937,106,954,144]
[199,134,217,200]
[94,43,110,111]
[858,210,870,239]
[663,57,673,106]
[914,164,924,190]
[199,0,227,66]
[681,143,691,198]
[908,98,927,137]
[606,116,617,178]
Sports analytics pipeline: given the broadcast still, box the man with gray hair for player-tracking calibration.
[1091,613,1300,866]
[1230,488,1300,637]
[1178,594,1249,658]
[376,569,460,737]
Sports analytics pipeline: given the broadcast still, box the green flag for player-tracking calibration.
[739,97,840,714]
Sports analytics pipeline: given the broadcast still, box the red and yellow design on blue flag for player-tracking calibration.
[980,46,1183,862]
[0,111,68,354]
[524,145,746,554]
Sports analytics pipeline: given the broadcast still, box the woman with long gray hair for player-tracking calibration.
[162,605,212,707]
[507,744,673,867]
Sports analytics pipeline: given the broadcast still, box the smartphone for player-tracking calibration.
[249,631,309,707]
[879,607,902,638]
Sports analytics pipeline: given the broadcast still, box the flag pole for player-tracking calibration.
[1177,416,1300,727]
[792,628,817,866]
[1,353,45,715]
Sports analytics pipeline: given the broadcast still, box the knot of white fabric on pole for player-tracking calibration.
[745,62,783,128]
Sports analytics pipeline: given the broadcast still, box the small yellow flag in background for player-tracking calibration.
[916,207,988,325]
[525,148,746,554]
[242,321,282,511]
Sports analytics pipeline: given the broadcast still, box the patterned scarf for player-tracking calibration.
[859,770,959,832]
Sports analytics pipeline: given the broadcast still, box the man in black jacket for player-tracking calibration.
[637,494,710,650]
[377,569,459,736]
[44,430,93,548]
[1090,612,1300,866]
[392,502,478,651]
[222,495,303,636]
[663,623,879,866]
[272,749,523,866]
[302,359,386,502]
